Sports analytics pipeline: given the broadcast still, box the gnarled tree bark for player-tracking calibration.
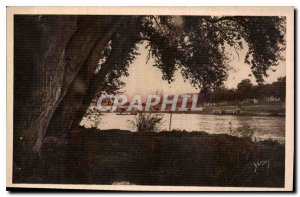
[47,16,141,136]
[14,15,125,155]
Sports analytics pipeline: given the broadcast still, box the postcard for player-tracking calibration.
[6,6,294,191]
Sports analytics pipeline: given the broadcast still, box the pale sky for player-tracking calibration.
[120,42,286,97]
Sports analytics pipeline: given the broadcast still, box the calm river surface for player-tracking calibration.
[82,113,285,142]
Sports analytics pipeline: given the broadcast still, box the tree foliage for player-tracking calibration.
[205,77,286,103]
[139,16,286,89]
[85,15,286,121]
[96,15,286,94]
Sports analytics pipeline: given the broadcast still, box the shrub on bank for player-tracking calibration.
[129,113,164,132]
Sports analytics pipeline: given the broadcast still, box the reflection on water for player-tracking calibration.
[82,113,285,142]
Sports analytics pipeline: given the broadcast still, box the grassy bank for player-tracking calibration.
[14,128,285,187]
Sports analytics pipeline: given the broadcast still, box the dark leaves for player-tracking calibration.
[142,16,286,88]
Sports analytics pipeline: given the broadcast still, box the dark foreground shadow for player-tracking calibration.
[13,128,285,188]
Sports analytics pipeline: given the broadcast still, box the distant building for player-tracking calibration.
[223,106,240,115]
[240,98,259,105]
[265,96,281,102]
[212,106,240,115]
[212,109,222,114]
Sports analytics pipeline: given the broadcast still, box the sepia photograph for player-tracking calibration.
[6,7,294,191]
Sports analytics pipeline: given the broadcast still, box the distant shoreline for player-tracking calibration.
[106,111,286,117]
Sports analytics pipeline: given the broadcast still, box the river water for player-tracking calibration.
[82,113,285,142]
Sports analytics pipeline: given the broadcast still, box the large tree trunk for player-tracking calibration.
[13,16,77,181]
[47,16,141,135]
[14,15,124,155]
[14,16,77,155]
